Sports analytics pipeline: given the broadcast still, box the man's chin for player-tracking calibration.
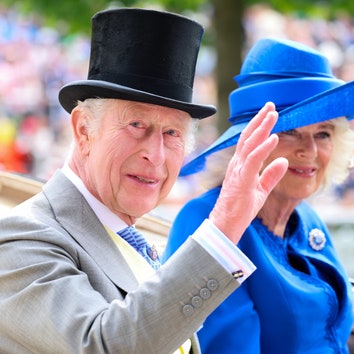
[128,203,158,219]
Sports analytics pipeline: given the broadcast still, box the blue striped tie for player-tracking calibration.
[118,226,160,270]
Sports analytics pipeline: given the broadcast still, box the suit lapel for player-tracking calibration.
[43,171,139,293]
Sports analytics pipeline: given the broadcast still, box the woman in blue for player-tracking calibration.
[163,38,354,353]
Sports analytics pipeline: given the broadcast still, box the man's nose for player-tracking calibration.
[141,132,165,166]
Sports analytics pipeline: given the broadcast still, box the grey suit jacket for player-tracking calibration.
[0,171,240,353]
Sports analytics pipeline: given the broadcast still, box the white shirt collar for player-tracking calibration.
[61,162,128,233]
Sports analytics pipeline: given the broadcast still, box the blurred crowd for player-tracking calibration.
[244,4,354,82]
[0,5,89,179]
[1,4,354,203]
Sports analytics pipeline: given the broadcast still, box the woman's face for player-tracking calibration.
[263,122,334,203]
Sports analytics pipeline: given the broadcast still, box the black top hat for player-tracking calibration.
[58,8,216,119]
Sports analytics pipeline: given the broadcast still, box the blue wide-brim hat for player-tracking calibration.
[180,37,354,176]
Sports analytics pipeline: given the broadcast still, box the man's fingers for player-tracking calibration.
[237,102,276,151]
[260,157,288,194]
[235,105,278,164]
[238,133,279,180]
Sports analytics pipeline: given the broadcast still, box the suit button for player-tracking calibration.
[207,279,218,291]
[182,304,194,316]
[191,295,203,308]
[200,287,211,299]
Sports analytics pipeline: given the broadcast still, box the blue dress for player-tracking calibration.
[163,187,353,354]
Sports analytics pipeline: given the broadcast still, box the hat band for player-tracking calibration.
[229,77,343,123]
[88,72,193,103]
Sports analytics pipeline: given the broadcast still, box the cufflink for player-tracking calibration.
[232,270,244,279]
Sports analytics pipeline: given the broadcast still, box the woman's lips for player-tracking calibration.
[288,167,317,177]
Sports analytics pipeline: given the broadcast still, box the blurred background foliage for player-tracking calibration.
[2,0,354,132]
[2,0,354,33]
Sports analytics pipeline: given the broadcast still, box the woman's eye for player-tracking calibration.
[316,131,331,139]
[284,129,296,135]
[279,129,296,137]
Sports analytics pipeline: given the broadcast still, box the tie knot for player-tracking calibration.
[117,226,160,269]
[119,226,146,249]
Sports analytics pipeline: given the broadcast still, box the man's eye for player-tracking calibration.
[165,129,177,137]
[130,121,141,128]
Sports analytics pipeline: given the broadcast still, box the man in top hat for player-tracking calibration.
[0,8,288,354]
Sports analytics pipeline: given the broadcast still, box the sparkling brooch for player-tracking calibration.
[308,228,326,251]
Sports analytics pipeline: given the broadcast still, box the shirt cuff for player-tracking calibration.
[191,219,256,284]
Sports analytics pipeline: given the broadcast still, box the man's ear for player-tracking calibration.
[70,107,90,156]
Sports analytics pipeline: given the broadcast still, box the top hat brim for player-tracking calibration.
[180,81,354,176]
[58,80,216,119]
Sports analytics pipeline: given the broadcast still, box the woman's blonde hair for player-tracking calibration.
[199,117,354,192]
[324,117,354,189]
